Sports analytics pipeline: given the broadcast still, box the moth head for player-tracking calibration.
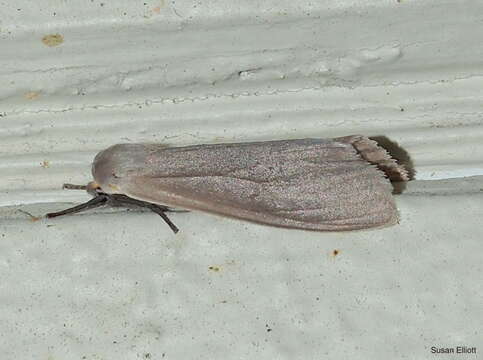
[86,181,103,196]
[92,144,150,193]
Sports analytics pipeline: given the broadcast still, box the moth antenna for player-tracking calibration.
[46,195,108,218]
[62,183,88,190]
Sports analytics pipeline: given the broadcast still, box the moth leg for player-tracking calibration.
[108,194,179,233]
[46,195,108,218]
[62,183,88,190]
[147,205,179,234]
[109,194,172,211]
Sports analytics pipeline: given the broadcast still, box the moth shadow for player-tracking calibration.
[370,135,415,194]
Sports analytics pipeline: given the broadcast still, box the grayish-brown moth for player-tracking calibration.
[47,135,408,233]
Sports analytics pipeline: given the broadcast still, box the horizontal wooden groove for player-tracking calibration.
[2,2,483,207]
[2,78,483,207]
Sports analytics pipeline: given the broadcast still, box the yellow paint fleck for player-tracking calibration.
[24,91,40,100]
[40,160,50,168]
[108,184,119,191]
[208,266,220,272]
[212,136,228,142]
[42,33,64,47]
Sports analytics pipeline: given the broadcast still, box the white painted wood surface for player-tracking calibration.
[1,1,482,358]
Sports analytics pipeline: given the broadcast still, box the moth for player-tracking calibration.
[47,135,408,233]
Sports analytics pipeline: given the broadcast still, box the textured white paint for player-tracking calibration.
[1,178,482,359]
[1,0,482,358]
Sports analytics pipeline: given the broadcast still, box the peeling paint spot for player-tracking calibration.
[359,44,402,64]
[42,34,64,47]
[24,91,40,100]
[40,160,50,168]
